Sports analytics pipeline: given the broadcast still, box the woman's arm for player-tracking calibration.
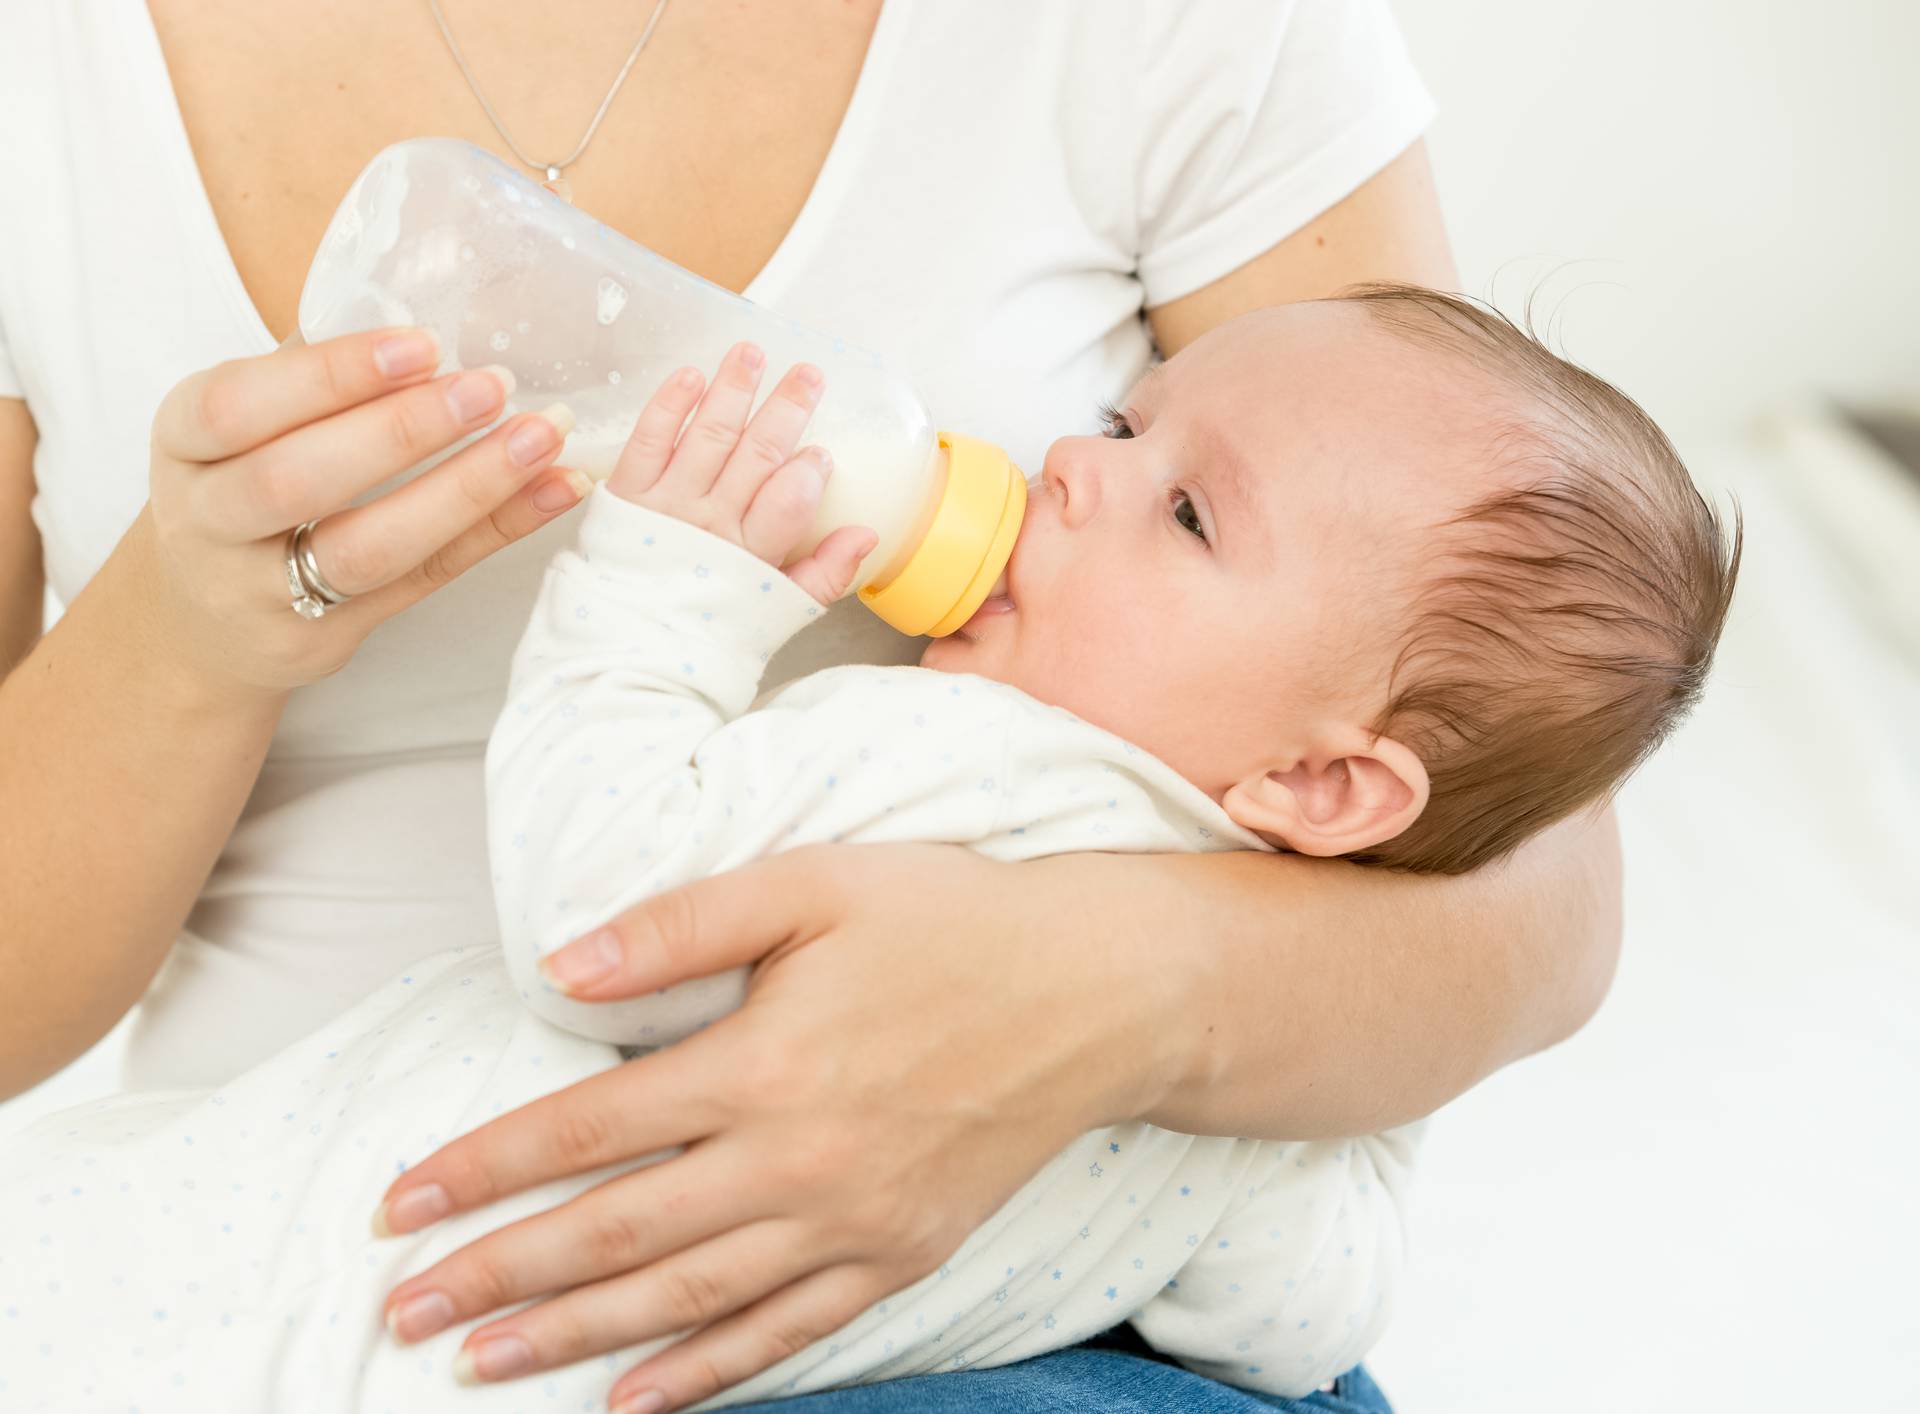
[0,335,586,1099]
[0,402,285,1098]
[1082,811,1623,1139]
[1145,138,1458,356]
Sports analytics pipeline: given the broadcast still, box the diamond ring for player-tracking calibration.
[285,520,353,620]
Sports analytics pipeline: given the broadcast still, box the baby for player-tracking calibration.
[0,285,1739,1414]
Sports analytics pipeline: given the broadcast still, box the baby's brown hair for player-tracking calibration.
[1334,283,1742,874]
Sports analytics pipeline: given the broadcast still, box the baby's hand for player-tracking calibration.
[606,341,877,605]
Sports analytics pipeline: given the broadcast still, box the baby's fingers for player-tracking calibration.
[606,366,706,502]
[782,524,878,607]
[739,447,834,566]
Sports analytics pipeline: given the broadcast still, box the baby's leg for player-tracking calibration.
[1129,1130,1421,1397]
[0,942,648,1413]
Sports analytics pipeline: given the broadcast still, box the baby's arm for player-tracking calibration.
[488,487,1027,1046]
[1128,1126,1422,1397]
[486,351,1016,1047]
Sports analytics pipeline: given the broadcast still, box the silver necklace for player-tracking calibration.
[426,0,671,197]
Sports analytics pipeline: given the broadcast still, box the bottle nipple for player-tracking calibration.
[858,431,1027,638]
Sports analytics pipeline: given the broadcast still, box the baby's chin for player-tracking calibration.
[919,606,1015,676]
[920,632,990,674]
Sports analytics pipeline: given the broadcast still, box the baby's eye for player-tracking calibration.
[1170,490,1207,543]
[1095,399,1134,439]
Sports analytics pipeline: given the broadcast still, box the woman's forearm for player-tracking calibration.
[0,510,283,1098]
[1069,807,1623,1140]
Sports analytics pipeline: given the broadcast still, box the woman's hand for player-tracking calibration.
[140,327,585,699]
[371,844,1184,1413]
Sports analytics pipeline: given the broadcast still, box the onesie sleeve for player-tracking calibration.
[1128,1125,1424,1397]
[485,485,1019,1049]
[1131,0,1436,308]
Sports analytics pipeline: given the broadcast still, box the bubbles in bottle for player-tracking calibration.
[461,175,482,193]
[561,235,576,251]
[489,330,510,351]
[607,370,623,385]
[516,320,532,334]
[595,277,629,326]
[459,244,475,262]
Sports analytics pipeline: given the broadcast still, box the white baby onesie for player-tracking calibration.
[0,487,1415,1413]
[485,486,1421,1398]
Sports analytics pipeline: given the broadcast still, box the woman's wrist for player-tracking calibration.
[1023,850,1222,1132]
[110,506,295,714]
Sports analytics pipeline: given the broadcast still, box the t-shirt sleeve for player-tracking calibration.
[0,304,23,400]
[1132,0,1437,308]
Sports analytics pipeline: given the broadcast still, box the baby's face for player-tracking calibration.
[922,299,1484,799]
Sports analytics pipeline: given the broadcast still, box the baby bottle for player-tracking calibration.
[297,137,1025,637]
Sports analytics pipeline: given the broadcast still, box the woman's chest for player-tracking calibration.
[146,0,884,342]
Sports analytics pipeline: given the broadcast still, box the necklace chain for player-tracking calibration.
[426,0,671,180]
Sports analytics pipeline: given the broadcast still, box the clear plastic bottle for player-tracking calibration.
[298,137,1024,636]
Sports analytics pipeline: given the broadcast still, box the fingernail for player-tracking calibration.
[531,468,594,514]
[738,343,765,372]
[613,1390,669,1414]
[508,402,573,467]
[793,364,823,392]
[386,1290,455,1342]
[374,329,440,379]
[453,1335,535,1384]
[537,930,620,993]
[448,367,511,422]
[370,1182,451,1237]
[807,446,833,475]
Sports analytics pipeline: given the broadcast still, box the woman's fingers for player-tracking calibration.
[347,461,594,623]
[606,1264,888,1414]
[192,364,516,543]
[370,1033,731,1236]
[296,403,573,598]
[456,1221,853,1402]
[156,325,444,463]
[606,366,706,500]
[536,847,839,1003]
[382,1144,776,1347]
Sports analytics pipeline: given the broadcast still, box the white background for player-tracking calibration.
[6,1,1919,1410]
[1368,2,1920,1409]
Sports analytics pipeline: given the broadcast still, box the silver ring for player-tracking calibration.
[285,519,352,620]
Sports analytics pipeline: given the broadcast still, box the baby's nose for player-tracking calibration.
[1041,450,1103,529]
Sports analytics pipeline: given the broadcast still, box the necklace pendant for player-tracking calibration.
[540,168,574,205]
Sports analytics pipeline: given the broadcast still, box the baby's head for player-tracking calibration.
[921,284,1741,873]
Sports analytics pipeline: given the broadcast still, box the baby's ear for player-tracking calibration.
[1221,733,1429,857]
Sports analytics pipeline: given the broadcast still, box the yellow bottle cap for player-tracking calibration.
[858,430,1028,637]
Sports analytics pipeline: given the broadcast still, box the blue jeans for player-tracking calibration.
[730,1321,1393,1413]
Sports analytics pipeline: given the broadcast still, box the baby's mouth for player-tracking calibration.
[955,571,1016,639]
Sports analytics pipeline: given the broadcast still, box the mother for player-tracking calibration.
[0,1,1619,1410]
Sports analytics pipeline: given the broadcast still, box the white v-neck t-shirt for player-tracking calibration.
[0,0,1434,1088]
